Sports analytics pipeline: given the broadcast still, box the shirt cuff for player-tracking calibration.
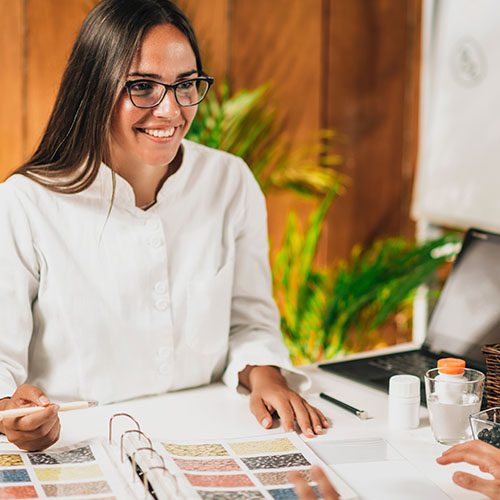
[223,356,311,394]
[0,373,16,400]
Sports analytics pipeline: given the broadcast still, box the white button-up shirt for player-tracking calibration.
[0,140,306,403]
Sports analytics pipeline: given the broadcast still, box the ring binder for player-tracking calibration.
[131,447,164,482]
[108,412,140,444]
[102,412,354,500]
[143,465,180,499]
[109,413,180,499]
[120,430,152,463]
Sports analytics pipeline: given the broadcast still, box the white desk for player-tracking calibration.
[57,365,487,499]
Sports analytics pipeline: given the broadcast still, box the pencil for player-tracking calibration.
[0,400,98,420]
[319,392,370,420]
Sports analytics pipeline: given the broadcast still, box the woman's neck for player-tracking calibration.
[111,148,183,208]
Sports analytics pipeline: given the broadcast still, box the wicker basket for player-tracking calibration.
[482,344,500,408]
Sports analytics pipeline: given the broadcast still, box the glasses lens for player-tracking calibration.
[175,79,209,106]
[129,81,165,108]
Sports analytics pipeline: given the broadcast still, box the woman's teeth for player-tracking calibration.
[141,127,176,138]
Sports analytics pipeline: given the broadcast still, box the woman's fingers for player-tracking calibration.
[441,440,500,464]
[311,465,340,499]
[288,466,340,500]
[12,384,51,407]
[287,471,316,500]
[251,389,330,436]
[14,418,61,452]
[437,449,496,471]
[452,471,500,499]
[289,397,315,437]
[249,395,274,429]
[273,399,296,432]
[7,405,59,433]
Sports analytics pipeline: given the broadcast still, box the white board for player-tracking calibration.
[412,0,500,233]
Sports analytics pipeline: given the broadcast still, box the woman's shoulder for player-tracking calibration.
[183,139,257,184]
[0,174,51,203]
[184,140,247,169]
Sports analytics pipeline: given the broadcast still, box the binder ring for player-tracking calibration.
[120,429,152,463]
[108,412,140,444]
[131,447,165,483]
[143,465,179,499]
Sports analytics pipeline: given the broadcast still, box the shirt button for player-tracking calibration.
[146,218,160,231]
[159,363,168,374]
[148,237,163,248]
[154,281,167,294]
[155,299,169,311]
[157,346,169,357]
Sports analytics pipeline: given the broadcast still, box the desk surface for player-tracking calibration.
[57,365,486,499]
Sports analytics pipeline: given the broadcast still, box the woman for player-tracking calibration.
[0,0,328,450]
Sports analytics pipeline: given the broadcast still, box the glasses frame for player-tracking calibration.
[124,75,214,109]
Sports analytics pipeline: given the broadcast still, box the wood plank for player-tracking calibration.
[25,0,95,157]
[176,0,229,81]
[325,0,421,261]
[229,0,325,263]
[0,0,24,179]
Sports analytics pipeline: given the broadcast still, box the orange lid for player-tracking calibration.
[437,358,466,375]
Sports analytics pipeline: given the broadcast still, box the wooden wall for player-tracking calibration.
[0,0,421,263]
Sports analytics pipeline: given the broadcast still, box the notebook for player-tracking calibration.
[319,227,499,404]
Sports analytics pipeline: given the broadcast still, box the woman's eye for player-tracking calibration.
[177,81,195,92]
[131,82,154,95]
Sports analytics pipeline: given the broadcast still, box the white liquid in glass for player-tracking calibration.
[427,393,481,445]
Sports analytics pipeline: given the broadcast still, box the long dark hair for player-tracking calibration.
[14,0,202,194]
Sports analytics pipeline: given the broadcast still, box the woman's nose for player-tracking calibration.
[152,89,181,119]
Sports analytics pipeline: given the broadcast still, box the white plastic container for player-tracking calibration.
[435,358,467,405]
[388,375,420,430]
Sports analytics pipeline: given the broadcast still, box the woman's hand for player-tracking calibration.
[288,465,339,500]
[239,365,329,437]
[0,384,60,451]
[436,440,500,499]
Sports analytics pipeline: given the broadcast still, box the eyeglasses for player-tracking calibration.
[124,76,214,109]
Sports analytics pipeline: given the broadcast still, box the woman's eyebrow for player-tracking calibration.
[128,69,198,80]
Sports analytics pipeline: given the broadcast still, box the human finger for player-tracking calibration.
[304,401,328,434]
[11,384,51,407]
[274,399,295,432]
[14,417,61,452]
[437,449,497,472]
[287,471,316,500]
[249,396,273,430]
[452,471,500,499]
[441,440,500,463]
[311,403,330,428]
[311,465,340,500]
[6,405,59,433]
[289,397,315,437]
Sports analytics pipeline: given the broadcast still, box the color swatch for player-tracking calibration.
[159,433,330,499]
[0,441,133,499]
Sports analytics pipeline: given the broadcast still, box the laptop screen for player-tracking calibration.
[426,229,500,366]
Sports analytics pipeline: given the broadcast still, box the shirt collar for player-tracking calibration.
[87,140,192,214]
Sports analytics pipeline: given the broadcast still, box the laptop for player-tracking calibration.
[319,228,500,405]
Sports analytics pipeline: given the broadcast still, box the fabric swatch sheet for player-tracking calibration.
[0,441,132,499]
[156,432,357,499]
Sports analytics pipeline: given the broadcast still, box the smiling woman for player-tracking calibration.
[0,0,328,452]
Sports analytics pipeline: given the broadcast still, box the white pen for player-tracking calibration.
[0,400,98,420]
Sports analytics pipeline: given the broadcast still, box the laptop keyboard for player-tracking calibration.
[368,352,437,379]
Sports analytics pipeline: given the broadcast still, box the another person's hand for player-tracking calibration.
[0,384,60,451]
[239,365,329,438]
[288,465,340,500]
[437,439,500,499]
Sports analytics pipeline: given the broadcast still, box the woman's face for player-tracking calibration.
[109,24,198,172]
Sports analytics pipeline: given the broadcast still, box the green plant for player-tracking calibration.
[187,82,342,197]
[273,197,461,364]
[188,81,460,364]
